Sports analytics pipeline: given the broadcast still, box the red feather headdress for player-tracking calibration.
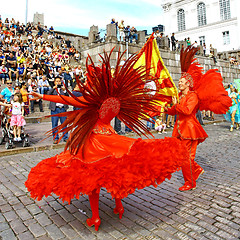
[45,49,167,155]
[180,46,203,89]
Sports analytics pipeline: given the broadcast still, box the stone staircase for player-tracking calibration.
[26,102,74,123]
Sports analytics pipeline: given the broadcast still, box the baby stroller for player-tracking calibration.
[0,106,30,149]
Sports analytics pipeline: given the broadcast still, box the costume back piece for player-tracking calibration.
[25,50,189,230]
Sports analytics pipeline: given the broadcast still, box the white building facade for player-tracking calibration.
[161,0,240,52]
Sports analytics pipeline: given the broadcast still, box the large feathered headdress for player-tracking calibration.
[180,46,203,89]
[46,49,169,155]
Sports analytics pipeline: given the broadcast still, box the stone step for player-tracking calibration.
[25,116,51,123]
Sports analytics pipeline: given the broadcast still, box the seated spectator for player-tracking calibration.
[6,52,17,80]
[49,25,54,32]
[63,69,73,89]
[0,80,14,102]
[130,26,138,43]
[0,50,5,65]
[74,65,83,79]
[74,50,81,62]
[17,63,26,80]
[29,85,43,113]
[28,74,38,92]
[0,63,9,84]
[38,75,50,94]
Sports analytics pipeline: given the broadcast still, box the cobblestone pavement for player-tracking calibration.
[0,122,239,240]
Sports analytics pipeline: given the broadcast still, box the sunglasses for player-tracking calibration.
[7,83,12,85]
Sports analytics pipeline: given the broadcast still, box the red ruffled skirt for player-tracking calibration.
[25,133,188,203]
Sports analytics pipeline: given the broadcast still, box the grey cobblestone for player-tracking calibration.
[45,224,65,239]
[0,122,240,239]
[28,223,47,238]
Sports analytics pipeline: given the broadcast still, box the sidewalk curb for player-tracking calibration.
[0,119,226,157]
[0,143,65,158]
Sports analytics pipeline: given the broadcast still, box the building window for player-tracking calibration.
[199,36,205,45]
[197,3,207,26]
[223,31,230,45]
[177,9,186,31]
[219,0,231,20]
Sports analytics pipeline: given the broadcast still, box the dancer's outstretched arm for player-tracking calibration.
[30,92,86,108]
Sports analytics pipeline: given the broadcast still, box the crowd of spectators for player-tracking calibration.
[0,16,85,115]
[111,18,138,43]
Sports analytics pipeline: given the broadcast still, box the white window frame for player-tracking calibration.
[219,0,231,20]
[197,2,207,26]
[223,31,230,45]
[177,9,186,31]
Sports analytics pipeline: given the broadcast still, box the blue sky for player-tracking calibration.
[1,0,164,36]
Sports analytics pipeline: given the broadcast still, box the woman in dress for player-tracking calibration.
[224,84,240,131]
[26,51,188,231]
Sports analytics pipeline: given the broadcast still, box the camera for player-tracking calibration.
[57,84,63,88]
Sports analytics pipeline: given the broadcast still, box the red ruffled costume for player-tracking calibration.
[25,51,188,231]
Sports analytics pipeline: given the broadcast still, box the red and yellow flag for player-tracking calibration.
[134,34,178,109]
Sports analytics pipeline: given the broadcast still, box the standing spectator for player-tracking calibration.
[166,35,171,49]
[118,20,125,42]
[154,30,161,48]
[186,37,191,46]
[48,77,69,143]
[171,33,177,51]
[72,83,83,110]
[130,26,138,43]
[63,69,73,89]
[111,18,118,35]
[203,43,206,56]
[209,44,217,64]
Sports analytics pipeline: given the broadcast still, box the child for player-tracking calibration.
[155,115,166,134]
[10,93,26,141]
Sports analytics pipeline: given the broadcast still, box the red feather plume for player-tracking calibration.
[45,49,162,155]
[180,46,232,114]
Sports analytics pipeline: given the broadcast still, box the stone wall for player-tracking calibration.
[160,49,240,85]
[80,42,239,85]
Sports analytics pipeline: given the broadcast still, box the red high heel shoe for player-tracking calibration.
[195,167,204,181]
[114,207,124,219]
[86,217,101,231]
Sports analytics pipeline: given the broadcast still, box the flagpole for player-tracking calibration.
[25,0,28,25]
